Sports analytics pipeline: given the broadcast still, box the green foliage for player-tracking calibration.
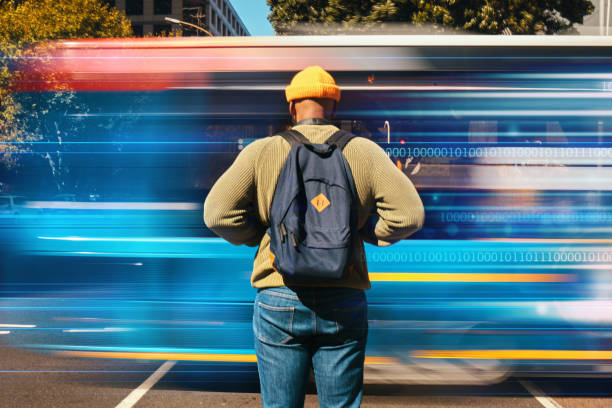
[267,0,594,35]
[0,0,131,169]
[0,0,131,44]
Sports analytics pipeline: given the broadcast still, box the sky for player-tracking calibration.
[229,0,275,36]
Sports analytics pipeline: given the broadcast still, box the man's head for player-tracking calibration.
[285,66,340,123]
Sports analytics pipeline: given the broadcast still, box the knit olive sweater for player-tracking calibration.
[204,123,425,289]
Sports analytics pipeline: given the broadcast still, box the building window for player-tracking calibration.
[153,23,172,35]
[125,0,143,15]
[154,0,172,15]
[210,10,215,27]
[131,23,144,36]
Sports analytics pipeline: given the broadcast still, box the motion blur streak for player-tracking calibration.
[368,273,575,283]
[4,36,612,385]
[62,328,131,333]
[478,238,612,244]
[349,109,612,117]
[411,350,612,360]
[53,351,397,365]
[55,351,257,363]
[25,202,200,211]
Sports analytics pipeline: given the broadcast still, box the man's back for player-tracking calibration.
[204,121,425,289]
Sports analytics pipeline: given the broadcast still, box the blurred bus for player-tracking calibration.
[1,36,612,385]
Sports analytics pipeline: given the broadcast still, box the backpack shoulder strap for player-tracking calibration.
[278,129,311,147]
[325,130,355,151]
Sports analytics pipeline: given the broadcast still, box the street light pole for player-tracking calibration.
[164,17,213,37]
[606,0,610,35]
[601,0,605,35]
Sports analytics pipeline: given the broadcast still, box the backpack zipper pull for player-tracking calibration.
[290,232,298,247]
[280,223,287,243]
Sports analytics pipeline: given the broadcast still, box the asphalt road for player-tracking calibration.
[1,343,611,408]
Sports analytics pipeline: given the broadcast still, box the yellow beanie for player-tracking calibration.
[285,66,341,102]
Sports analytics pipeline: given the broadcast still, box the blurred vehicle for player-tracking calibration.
[1,36,612,385]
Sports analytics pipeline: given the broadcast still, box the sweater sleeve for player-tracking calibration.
[203,139,267,247]
[359,141,425,246]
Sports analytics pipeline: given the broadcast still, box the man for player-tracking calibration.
[204,66,424,407]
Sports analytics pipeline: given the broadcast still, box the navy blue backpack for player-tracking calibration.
[268,129,358,283]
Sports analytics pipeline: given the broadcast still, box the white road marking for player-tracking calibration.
[519,379,564,408]
[0,331,10,335]
[114,360,175,408]
[0,324,36,328]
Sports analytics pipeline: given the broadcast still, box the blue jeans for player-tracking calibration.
[253,286,367,408]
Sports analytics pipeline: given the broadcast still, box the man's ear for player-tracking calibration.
[331,101,337,119]
[289,101,296,122]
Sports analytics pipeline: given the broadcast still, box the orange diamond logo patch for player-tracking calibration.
[311,193,331,212]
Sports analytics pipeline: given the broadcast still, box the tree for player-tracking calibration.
[266,0,594,35]
[0,0,131,174]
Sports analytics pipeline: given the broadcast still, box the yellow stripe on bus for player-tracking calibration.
[57,349,612,362]
[54,351,397,365]
[368,272,575,283]
[56,351,258,363]
[411,350,612,360]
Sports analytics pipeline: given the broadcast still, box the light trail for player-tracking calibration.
[412,350,612,360]
[54,350,397,365]
[62,328,131,333]
[350,109,612,117]
[476,238,612,244]
[25,202,200,211]
[369,273,575,283]
[37,237,219,243]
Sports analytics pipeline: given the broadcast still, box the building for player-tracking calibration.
[576,1,611,35]
[102,0,250,37]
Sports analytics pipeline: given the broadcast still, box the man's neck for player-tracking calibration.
[295,112,326,122]
[294,118,333,126]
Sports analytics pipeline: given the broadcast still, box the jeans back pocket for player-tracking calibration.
[255,300,295,345]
